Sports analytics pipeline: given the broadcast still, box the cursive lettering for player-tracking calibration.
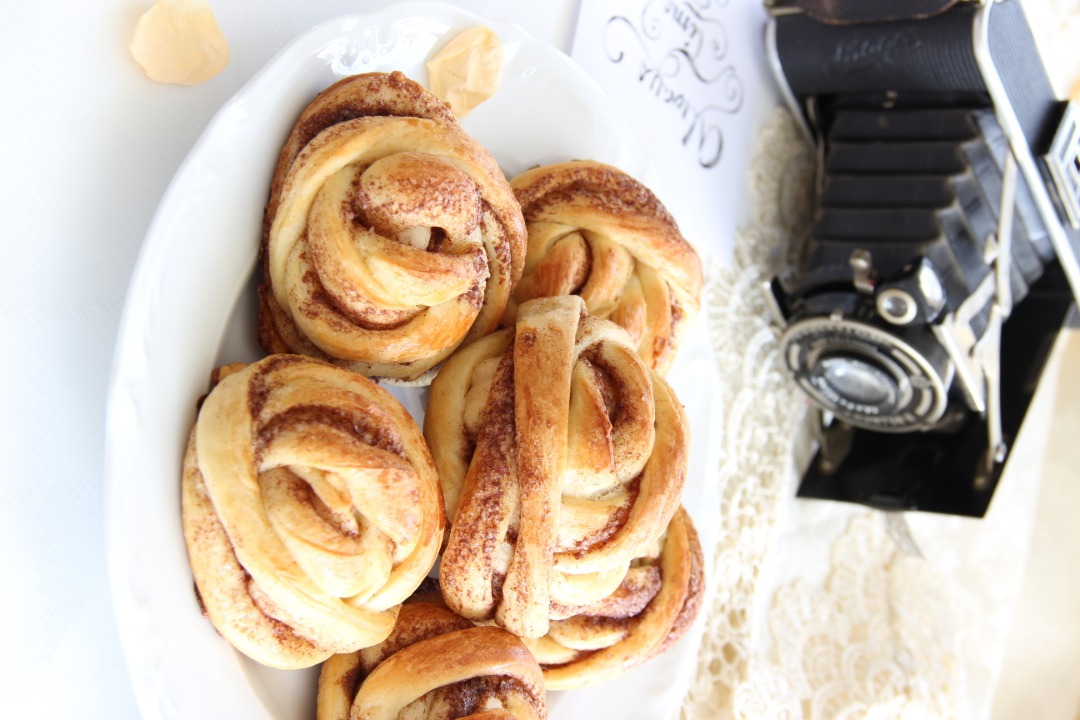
[604,0,743,170]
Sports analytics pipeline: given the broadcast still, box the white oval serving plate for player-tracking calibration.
[104,2,721,718]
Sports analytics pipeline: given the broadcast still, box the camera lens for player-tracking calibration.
[810,355,898,407]
[780,317,950,432]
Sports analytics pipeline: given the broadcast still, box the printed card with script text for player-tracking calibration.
[572,0,779,265]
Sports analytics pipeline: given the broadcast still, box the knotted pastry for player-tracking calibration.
[507,160,703,374]
[425,295,690,638]
[180,355,444,669]
[523,507,704,689]
[318,593,547,720]
[258,71,526,383]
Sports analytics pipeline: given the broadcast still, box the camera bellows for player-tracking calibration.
[258,72,526,383]
[507,160,702,374]
[180,355,444,669]
[317,596,547,720]
[425,295,689,639]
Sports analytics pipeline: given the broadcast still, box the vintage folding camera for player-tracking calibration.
[763,0,1080,516]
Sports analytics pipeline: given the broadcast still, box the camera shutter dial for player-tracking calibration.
[876,288,918,325]
[875,258,947,326]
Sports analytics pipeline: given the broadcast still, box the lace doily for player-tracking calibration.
[678,108,1056,720]
[678,107,812,719]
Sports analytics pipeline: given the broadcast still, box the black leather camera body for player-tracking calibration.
[764,0,1080,516]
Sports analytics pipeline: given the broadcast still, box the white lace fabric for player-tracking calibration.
[678,108,1063,720]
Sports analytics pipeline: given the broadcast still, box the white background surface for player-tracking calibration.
[3,0,1079,718]
[0,2,577,717]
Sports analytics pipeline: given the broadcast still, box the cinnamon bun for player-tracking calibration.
[259,71,526,383]
[180,355,444,669]
[523,507,704,689]
[425,295,690,638]
[317,594,547,720]
[507,160,702,374]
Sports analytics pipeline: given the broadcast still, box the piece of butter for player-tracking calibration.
[426,26,504,118]
[130,0,229,86]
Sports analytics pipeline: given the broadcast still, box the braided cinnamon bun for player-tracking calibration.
[318,594,547,720]
[523,507,704,689]
[425,295,690,639]
[180,355,444,669]
[258,71,526,383]
[507,160,703,374]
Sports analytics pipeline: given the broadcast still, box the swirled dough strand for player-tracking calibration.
[508,160,703,374]
[426,295,690,639]
[259,72,525,383]
[523,507,705,689]
[181,355,445,669]
[317,595,547,720]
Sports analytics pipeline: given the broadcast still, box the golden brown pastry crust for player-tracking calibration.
[258,71,525,382]
[425,295,690,639]
[522,507,705,690]
[317,597,547,720]
[507,160,703,374]
[180,355,444,669]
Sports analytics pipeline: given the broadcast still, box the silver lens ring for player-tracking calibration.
[780,317,949,432]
